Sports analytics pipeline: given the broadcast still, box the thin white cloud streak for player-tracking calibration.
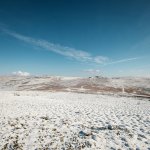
[1,28,144,66]
[105,57,142,65]
[2,28,108,64]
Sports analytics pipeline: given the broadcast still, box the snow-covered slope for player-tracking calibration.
[0,76,150,96]
[0,91,150,149]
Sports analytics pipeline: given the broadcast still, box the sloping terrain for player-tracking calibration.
[0,77,150,149]
[0,76,150,97]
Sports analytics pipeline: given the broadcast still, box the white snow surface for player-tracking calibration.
[0,91,150,150]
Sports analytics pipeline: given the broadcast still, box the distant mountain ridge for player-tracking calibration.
[0,76,150,97]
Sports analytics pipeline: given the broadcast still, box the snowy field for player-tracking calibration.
[0,91,150,150]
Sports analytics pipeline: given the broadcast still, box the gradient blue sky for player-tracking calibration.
[0,0,150,77]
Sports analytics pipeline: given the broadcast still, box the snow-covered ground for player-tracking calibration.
[0,91,150,150]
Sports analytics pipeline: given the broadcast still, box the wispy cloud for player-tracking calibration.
[105,57,142,65]
[84,69,101,74]
[1,28,108,64]
[12,71,30,76]
[1,27,144,67]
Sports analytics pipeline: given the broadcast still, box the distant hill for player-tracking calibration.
[0,76,150,98]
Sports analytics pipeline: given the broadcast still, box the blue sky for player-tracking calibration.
[0,0,150,77]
